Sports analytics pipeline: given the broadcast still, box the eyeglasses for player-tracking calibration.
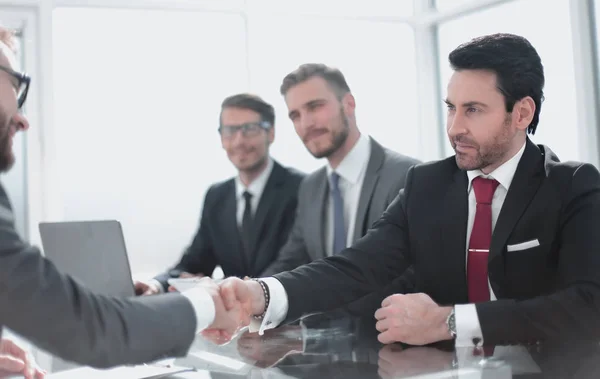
[0,65,30,109]
[218,121,271,139]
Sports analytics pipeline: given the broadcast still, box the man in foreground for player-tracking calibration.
[0,25,245,374]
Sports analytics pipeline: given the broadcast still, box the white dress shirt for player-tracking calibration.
[235,158,274,226]
[325,133,371,255]
[455,141,526,347]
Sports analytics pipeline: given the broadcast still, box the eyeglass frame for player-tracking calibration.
[218,120,272,138]
[0,64,30,109]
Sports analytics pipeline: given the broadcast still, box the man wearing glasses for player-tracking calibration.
[135,94,305,295]
[0,26,249,377]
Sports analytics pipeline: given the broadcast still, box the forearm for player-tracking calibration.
[261,253,310,277]
[275,248,401,323]
[477,284,600,345]
[0,246,197,367]
[344,268,417,317]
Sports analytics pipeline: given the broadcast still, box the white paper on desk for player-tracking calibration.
[47,364,194,379]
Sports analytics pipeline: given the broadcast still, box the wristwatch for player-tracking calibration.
[446,307,457,338]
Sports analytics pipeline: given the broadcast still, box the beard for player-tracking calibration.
[307,108,350,159]
[452,114,513,172]
[0,109,15,173]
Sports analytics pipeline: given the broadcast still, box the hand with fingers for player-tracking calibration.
[0,338,46,379]
[201,277,265,343]
[374,293,453,345]
[133,280,161,296]
[194,277,252,344]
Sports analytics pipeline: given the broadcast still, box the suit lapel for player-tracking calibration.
[251,162,285,257]
[489,140,544,289]
[352,138,384,243]
[441,169,469,303]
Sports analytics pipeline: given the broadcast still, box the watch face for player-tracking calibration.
[447,310,457,336]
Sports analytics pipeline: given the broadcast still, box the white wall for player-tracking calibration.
[50,4,425,276]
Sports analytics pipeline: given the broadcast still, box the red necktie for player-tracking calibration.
[467,176,500,303]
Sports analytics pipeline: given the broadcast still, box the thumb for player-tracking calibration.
[0,354,25,373]
[220,284,237,310]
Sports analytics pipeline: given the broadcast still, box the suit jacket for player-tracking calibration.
[155,161,304,290]
[261,138,420,276]
[0,184,197,367]
[274,139,600,345]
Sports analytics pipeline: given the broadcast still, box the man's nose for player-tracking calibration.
[12,113,29,131]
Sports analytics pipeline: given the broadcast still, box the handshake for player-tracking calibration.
[170,277,268,343]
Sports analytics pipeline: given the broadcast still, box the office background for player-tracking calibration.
[0,0,599,278]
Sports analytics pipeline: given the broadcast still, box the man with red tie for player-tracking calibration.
[216,33,600,348]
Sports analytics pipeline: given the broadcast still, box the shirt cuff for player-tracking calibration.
[149,279,165,293]
[248,277,289,335]
[181,287,215,333]
[455,304,484,347]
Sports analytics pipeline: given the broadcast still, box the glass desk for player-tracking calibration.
[170,310,600,378]
[49,310,600,378]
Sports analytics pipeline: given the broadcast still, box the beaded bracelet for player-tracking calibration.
[251,278,270,320]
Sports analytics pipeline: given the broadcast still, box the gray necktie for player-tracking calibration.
[330,172,346,255]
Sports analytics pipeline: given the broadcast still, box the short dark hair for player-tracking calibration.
[448,33,545,134]
[280,63,351,99]
[220,93,275,126]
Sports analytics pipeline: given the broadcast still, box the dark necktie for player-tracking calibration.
[241,191,253,256]
[330,172,346,255]
[467,176,500,303]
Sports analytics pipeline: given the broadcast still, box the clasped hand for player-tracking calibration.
[187,277,265,344]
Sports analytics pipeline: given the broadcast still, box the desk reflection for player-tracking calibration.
[170,310,600,378]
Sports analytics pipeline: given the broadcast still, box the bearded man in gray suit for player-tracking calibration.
[262,64,420,293]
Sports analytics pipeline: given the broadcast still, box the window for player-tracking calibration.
[52,8,248,274]
[437,0,579,161]
[248,16,420,172]
[250,0,413,18]
[435,0,486,12]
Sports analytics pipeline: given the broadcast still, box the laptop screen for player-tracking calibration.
[39,220,136,297]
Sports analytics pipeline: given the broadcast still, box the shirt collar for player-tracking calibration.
[326,133,371,184]
[467,141,527,192]
[235,157,274,200]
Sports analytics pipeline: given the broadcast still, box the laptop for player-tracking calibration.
[39,220,136,297]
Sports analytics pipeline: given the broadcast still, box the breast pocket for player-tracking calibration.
[504,240,557,298]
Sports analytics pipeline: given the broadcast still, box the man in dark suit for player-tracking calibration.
[216,34,600,348]
[261,63,419,276]
[0,25,245,374]
[135,94,304,294]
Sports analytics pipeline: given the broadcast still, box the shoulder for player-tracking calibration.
[381,148,422,169]
[204,178,235,202]
[275,162,306,186]
[541,145,600,195]
[300,166,327,190]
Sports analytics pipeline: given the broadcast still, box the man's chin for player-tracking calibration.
[455,155,482,172]
[307,144,336,159]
